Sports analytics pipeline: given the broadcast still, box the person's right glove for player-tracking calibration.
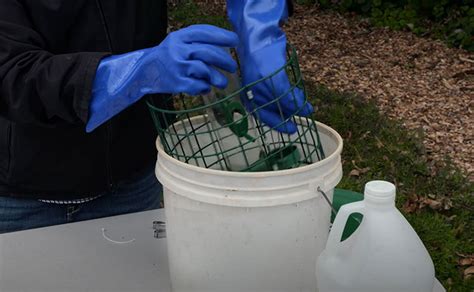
[86,24,239,133]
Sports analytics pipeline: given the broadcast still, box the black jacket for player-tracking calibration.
[0,0,168,199]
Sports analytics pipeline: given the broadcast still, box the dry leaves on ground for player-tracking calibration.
[402,193,453,213]
[457,254,474,280]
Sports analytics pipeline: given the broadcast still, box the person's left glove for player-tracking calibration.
[227,0,313,134]
[86,24,239,133]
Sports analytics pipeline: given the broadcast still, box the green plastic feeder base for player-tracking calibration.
[332,188,364,241]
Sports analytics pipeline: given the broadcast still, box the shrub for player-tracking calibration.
[297,0,474,51]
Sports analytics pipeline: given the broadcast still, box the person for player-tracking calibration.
[0,0,308,234]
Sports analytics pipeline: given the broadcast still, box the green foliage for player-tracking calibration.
[297,0,474,51]
[169,0,231,29]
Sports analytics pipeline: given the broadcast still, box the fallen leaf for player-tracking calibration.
[375,136,385,149]
[442,198,453,210]
[442,78,455,90]
[460,258,473,266]
[360,130,371,140]
[401,194,452,213]
[422,198,442,210]
[349,169,360,177]
[458,254,474,267]
[459,55,474,63]
[446,215,457,221]
[402,194,420,214]
[464,266,474,280]
[402,201,418,214]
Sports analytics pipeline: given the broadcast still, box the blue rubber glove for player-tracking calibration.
[86,25,239,132]
[227,0,313,134]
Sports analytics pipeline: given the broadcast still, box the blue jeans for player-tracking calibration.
[0,169,163,234]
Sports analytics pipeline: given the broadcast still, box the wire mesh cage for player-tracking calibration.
[147,46,326,172]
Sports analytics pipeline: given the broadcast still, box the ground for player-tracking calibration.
[169,1,474,290]
[285,5,474,181]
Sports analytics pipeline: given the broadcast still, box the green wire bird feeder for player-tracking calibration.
[147,46,326,172]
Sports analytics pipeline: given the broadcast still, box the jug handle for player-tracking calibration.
[326,201,365,249]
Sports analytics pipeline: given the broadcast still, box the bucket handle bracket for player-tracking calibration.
[153,221,167,239]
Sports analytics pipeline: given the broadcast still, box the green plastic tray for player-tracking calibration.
[332,188,364,241]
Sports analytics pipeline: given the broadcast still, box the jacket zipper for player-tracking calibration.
[106,123,113,189]
[95,0,114,189]
[6,121,12,181]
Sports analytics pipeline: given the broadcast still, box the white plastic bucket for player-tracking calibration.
[155,117,343,292]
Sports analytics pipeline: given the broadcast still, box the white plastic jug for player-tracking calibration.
[316,180,435,292]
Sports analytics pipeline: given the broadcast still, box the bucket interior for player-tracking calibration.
[161,115,326,172]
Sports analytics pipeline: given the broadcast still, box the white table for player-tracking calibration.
[0,210,171,292]
[0,210,446,292]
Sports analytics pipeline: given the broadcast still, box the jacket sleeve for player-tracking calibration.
[0,0,109,126]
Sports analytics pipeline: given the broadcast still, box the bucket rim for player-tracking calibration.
[156,119,343,178]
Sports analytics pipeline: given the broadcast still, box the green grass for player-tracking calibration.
[310,85,474,291]
[169,0,231,29]
[295,0,474,52]
[170,2,474,290]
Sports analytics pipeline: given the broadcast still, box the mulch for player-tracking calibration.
[284,5,473,180]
